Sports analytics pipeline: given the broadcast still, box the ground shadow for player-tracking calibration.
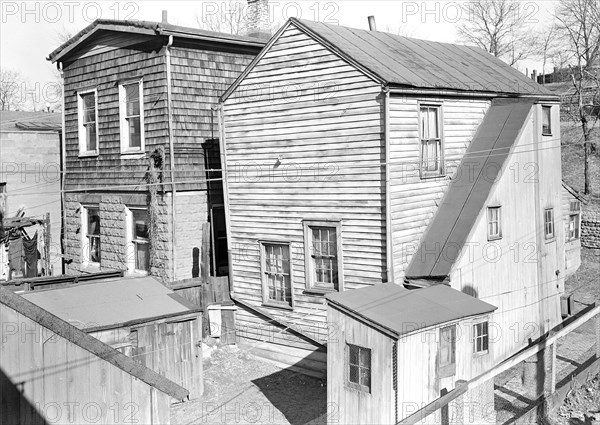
[1,366,48,425]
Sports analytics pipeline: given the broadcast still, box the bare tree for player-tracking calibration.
[457,0,538,66]
[537,25,558,84]
[195,0,278,36]
[0,69,24,111]
[555,0,600,195]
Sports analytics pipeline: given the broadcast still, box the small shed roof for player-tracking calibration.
[0,111,61,132]
[326,283,496,338]
[22,276,201,331]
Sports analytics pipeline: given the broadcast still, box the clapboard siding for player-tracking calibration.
[223,24,385,349]
[389,96,490,280]
[562,185,582,276]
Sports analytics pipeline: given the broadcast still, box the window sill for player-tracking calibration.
[420,173,446,180]
[487,236,502,242]
[473,350,489,357]
[78,152,99,158]
[120,151,146,159]
[545,237,556,244]
[542,132,552,137]
[303,287,338,296]
[262,301,293,311]
[345,382,371,394]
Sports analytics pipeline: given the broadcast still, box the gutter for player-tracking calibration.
[387,86,560,102]
[383,86,394,284]
[165,35,177,281]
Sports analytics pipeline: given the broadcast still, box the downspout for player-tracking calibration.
[165,35,177,281]
[58,61,66,274]
[384,86,394,284]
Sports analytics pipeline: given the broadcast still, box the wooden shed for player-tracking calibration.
[21,276,203,398]
[326,283,497,425]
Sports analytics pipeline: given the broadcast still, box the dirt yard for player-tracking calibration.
[171,345,327,425]
[550,374,600,425]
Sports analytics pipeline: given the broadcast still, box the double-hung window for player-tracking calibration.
[419,104,443,177]
[261,242,293,308]
[487,206,502,240]
[568,201,581,240]
[78,90,98,155]
[347,343,371,392]
[83,206,101,265]
[131,209,150,272]
[119,80,144,153]
[542,106,552,136]
[303,220,343,293]
[473,321,489,355]
[544,208,555,240]
[439,325,456,377]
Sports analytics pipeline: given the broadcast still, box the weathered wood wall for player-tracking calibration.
[0,302,172,424]
[223,23,385,351]
[561,185,581,276]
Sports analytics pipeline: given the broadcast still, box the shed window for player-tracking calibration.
[119,80,144,153]
[261,243,293,308]
[420,105,443,177]
[473,321,489,354]
[347,343,371,392]
[487,206,502,240]
[542,106,552,135]
[83,206,101,264]
[303,220,343,293]
[568,201,580,240]
[78,91,98,154]
[544,208,555,240]
[439,325,456,377]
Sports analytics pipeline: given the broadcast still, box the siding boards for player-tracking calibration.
[224,27,385,350]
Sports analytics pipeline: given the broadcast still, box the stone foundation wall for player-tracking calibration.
[581,217,600,249]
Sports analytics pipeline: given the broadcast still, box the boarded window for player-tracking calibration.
[420,105,443,177]
[542,106,552,135]
[303,220,342,293]
[79,91,97,153]
[473,321,489,354]
[132,209,149,271]
[120,81,144,152]
[487,206,502,240]
[439,325,456,377]
[261,243,292,308]
[544,208,555,239]
[347,343,371,392]
[568,201,580,240]
[85,207,101,263]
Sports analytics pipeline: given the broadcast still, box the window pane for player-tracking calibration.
[542,107,551,134]
[125,84,140,116]
[89,237,100,263]
[360,366,371,387]
[136,242,149,271]
[428,108,438,139]
[359,347,370,367]
[349,345,358,365]
[349,365,359,384]
[88,208,100,235]
[82,93,95,123]
[263,244,291,306]
[421,108,428,139]
[128,117,141,148]
[86,124,97,151]
[132,209,149,239]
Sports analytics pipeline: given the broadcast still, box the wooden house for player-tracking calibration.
[0,111,63,280]
[21,275,203,398]
[219,18,573,376]
[561,182,583,277]
[0,286,188,424]
[326,283,497,424]
[47,18,265,283]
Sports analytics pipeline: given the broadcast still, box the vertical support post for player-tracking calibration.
[201,222,210,282]
[44,212,51,276]
[550,343,557,393]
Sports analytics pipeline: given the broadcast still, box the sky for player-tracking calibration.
[1,0,558,108]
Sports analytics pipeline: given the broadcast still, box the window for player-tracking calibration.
[542,106,552,136]
[261,242,293,308]
[128,209,149,272]
[544,208,555,240]
[439,325,456,377]
[303,220,343,293]
[78,90,98,155]
[568,201,581,240]
[119,80,144,153]
[419,105,443,177]
[473,321,489,354]
[347,343,371,392]
[83,206,101,264]
[0,183,6,214]
[487,206,502,240]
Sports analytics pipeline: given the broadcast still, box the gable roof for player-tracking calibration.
[326,283,496,338]
[0,286,189,400]
[0,111,61,132]
[48,19,266,63]
[222,18,554,101]
[22,276,201,332]
[405,98,536,279]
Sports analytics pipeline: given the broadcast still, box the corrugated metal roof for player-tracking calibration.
[294,19,552,96]
[22,276,200,331]
[48,19,266,63]
[0,111,61,132]
[405,98,536,279]
[326,283,496,337]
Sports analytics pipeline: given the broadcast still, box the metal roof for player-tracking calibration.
[326,283,496,338]
[0,111,61,132]
[293,19,552,96]
[405,98,536,279]
[48,19,266,63]
[22,276,200,331]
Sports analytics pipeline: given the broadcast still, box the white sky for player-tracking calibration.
[1,0,558,98]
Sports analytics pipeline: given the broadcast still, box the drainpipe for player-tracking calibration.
[217,104,234,295]
[165,35,177,281]
[58,61,66,274]
[384,86,394,284]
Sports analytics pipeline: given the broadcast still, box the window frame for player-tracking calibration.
[438,324,457,378]
[472,320,489,356]
[542,105,552,136]
[567,201,581,241]
[544,208,555,240]
[346,343,371,393]
[487,206,502,241]
[259,240,294,310]
[119,79,145,155]
[77,88,99,157]
[302,219,344,294]
[418,102,445,179]
[126,207,150,274]
[81,205,101,267]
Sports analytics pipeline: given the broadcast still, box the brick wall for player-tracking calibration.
[581,217,600,249]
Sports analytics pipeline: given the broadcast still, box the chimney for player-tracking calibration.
[368,16,376,31]
[532,69,537,81]
[246,0,270,39]
[162,10,168,24]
